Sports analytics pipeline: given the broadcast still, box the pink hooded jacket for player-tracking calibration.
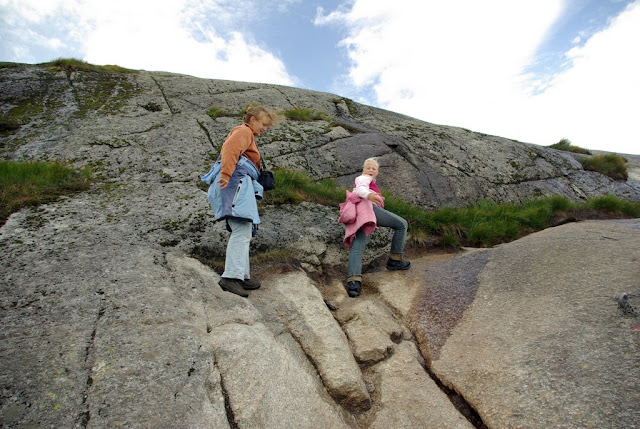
[338,175,384,248]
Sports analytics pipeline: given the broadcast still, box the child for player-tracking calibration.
[342,157,410,298]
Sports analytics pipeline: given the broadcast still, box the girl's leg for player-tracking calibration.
[373,206,408,255]
[347,228,370,282]
[222,219,252,280]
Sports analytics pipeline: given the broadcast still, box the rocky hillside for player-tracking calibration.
[1,63,638,428]
[2,62,639,209]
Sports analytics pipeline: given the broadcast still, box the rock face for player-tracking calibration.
[1,63,639,428]
[2,63,639,211]
[423,220,640,429]
[250,271,371,413]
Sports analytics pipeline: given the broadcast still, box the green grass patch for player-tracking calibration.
[548,138,592,155]
[263,168,346,206]
[41,58,135,74]
[580,154,628,181]
[585,195,640,217]
[0,62,23,69]
[283,107,328,122]
[392,195,636,248]
[207,106,236,120]
[0,160,92,225]
[264,168,638,249]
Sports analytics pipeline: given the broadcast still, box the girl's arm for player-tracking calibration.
[354,175,373,199]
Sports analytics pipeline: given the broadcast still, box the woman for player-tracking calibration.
[202,105,278,297]
[340,158,410,298]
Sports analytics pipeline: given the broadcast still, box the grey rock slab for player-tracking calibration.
[334,298,408,365]
[369,252,459,318]
[409,248,492,364]
[431,220,640,428]
[73,250,247,428]
[250,271,371,412]
[0,223,228,427]
[365,341,474,429]
[165,252,263,329]
[0,325,92,428]
[83,320,228,428]
[211,322,351,429]
[254,202,346,267]
[316,277,350,312]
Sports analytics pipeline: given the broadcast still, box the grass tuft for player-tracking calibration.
[580,154,628,181]
[207,106,237,120]
[41,58,134,74]
[264,168,346,206]
[548,138,592,155]
[0,160,92,225]
[586,195,640,217]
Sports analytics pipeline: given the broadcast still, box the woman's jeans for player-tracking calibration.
[347,205,408,281]
[222,219,252,281]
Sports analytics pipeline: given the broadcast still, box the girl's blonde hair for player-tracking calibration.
[243,105,283,127]
[363,157,379,168]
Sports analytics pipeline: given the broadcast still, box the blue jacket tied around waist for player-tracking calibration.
[202,157,264,224]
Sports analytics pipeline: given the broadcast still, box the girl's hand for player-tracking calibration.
[368,193,384,207]
[218,177,229,189]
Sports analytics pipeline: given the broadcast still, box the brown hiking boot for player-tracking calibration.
[242,279,261,290]
[219,278,249,297]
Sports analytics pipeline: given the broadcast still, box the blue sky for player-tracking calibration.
[1,0,639,155]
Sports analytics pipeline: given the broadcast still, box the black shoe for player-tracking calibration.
[242,278,261,290]
[219,278,249,297]
[347,281,361,298]
[386,258,411,271]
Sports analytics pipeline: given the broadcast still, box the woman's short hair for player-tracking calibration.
[243,105,282,126]
[363,157,379,168]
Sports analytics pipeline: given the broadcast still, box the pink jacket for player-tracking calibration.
[338,174,385,248]
[339,190,377,248]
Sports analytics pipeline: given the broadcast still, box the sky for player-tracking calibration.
[1,0,639,155]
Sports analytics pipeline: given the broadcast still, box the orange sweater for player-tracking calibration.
[219,124,261,182]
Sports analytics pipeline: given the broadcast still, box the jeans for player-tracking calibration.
[222,219,252,280]
[347,205,408,281]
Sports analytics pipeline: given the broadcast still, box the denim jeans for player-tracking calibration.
[222,219,252,280]
[347,205,408,281]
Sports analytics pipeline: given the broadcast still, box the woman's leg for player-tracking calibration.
[222,219,252,280]
[244,236,251,280]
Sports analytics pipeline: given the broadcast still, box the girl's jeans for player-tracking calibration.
[222,218,252,280]
[347,205,408,281]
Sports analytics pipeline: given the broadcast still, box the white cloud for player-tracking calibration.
[0,0,69,23]
[0,0,294,85]
[531,0,640,153]
[320,0,640,154]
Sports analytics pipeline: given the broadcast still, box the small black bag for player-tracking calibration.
[258,158,276,191]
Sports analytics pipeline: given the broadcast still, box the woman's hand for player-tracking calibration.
[218,177,229,189]
[367,193,384,207]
